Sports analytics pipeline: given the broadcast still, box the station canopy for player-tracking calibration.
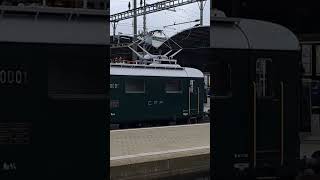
[157,26,210,52]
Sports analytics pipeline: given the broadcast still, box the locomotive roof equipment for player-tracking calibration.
[126,30,183,65]
[110,63,203,78]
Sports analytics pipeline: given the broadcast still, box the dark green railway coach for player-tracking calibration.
[210,17,301,179]
[0,6,107,179]
[110,63,205,127]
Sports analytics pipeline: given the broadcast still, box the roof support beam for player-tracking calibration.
[110,0,206,22]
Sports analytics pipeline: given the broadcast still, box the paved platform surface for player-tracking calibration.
[110,123,210,180]
[110,123,210,164]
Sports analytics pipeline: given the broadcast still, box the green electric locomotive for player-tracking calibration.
[110,62,205,128]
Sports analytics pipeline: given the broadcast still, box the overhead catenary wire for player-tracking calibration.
[163,19,200,28]
[111,0,209,36]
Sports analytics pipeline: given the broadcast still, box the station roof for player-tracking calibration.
[110,35,133,44]
[157,17,301,51]
[158,26,210,51]
[110,34,167,49]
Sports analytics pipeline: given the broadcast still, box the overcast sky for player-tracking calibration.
[110,0,210,37]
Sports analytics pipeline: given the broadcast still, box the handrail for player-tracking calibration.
[280,81,284,166]
[252,81,257,168]
[198,87,200,114]
[110,63,184,70]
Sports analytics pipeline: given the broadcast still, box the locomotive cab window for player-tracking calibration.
[165,79,182,93]
[256,58,273,98]
[125,79,145,93]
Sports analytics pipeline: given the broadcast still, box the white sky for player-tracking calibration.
[110,0,210,37]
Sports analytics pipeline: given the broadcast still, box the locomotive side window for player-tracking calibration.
[256,58,272,97]
[165,79,182,93]
[125,79,145,93]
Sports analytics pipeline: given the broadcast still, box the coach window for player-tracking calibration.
[302,45,312,76]
[256,58,272,97]
[125,79,145,93]
[165,79,182,93]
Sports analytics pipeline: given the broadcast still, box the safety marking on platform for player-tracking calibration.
[110,145,210,160]
[111,123,210,132]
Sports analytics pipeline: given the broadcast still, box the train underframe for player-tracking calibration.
[110,113,209,129]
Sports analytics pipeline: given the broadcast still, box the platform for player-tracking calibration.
[110,123,210,180]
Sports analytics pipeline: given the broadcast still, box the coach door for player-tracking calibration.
[251,57,283,168]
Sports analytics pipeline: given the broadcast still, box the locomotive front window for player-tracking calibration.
[125,79,145,93]
[165,80,182,93]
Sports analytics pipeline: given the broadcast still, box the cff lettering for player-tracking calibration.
[147,100,164,106]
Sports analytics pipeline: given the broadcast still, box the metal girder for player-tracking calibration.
[110,0,206,22]
[111,43,131,48]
